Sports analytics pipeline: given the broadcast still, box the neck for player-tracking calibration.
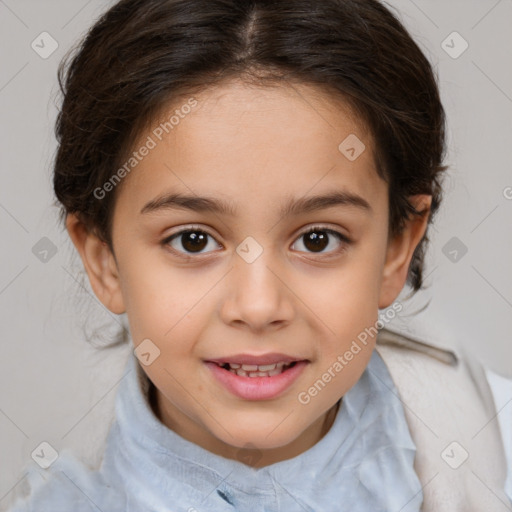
[148,381,341,468]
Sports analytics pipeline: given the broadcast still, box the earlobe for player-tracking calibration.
[65,214,126,314]
[378,195,432,309]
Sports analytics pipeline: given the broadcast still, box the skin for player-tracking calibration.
[67,79,431,468]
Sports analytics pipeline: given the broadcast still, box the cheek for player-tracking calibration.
[319,247,384,316]
[308,249,384,361]
[118,250,210,344]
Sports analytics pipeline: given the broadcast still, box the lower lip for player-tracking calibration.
[204,361,308,400]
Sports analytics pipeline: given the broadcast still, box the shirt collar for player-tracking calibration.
[101,348,423,511]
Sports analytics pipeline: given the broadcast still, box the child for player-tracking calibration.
[8,0,510,510]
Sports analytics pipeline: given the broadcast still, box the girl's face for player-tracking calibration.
[70,79,430,467]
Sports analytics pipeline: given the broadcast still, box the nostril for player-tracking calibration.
[216,489,234,505]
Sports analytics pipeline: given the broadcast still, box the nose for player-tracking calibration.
[219,249,294,333]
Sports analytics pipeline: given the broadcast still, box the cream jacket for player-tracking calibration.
[376,327,509,511]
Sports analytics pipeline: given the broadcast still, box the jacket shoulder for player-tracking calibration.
[376,327,509,511]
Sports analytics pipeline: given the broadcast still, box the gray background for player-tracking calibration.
[1,0,511,509]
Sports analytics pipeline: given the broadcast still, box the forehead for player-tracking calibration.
[115,79,386,219]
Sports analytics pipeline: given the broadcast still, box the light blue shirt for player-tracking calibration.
[9,349,423,512]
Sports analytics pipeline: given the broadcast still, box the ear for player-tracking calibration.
[65,214,126,314]
[378,194,432,309]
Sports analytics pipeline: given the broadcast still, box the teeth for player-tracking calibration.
[223,361,295,378]
[241,364,258,371]
[258,363,277,371]
[231,362,288,372]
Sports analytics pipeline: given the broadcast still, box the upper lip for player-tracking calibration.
[205,353,308,366]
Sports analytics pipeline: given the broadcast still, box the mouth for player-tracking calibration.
[204,355,309,400]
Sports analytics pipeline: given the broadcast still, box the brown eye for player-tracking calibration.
[292,226,350,255]
[179,231,208,252]
[163,229,220,256]
[303,230,329,252]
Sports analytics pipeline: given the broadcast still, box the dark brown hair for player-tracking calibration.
[54,0,447,298]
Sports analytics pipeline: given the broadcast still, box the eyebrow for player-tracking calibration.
[140,190,372,217]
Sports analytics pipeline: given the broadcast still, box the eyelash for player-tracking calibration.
[161,224,351,260]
